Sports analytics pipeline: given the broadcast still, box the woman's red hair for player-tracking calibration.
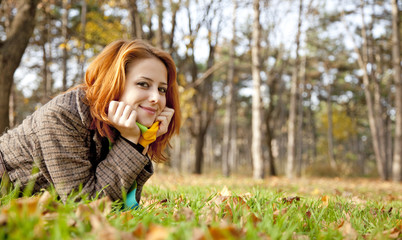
[80,39,180,163]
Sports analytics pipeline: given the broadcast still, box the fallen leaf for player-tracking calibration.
[382,227,401,239]
[320,195,329,207]
[173,206,194,221]
[132,223,146,238]
[146,224,171,240]
[89,196,112,216]
[208,224,244,240]
[338,212,358,240]
[282,196,301,204]
[219,186,231,197]
[305,210,312,218]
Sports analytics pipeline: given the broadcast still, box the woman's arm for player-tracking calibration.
[36,95,152,203]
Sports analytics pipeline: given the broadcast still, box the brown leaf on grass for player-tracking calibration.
[292,232,310,240]
[76,204,96,222]
[192,227,206,240]
[132,223,171,240]
[282,196,301,204]
[83,202,136,240]
[219,186,231,196]
[201,187,251,224]
[145,224,171,240]
[382,227,401,239]
[114,211,136,225]
[208,224,244,240]
[273,207,288,224]
[305,210,312,218]
[320,195,329,207]
[338,212,358,240]
[89,196,112,216]
[132,223,146,238]
[173,206,194,221]
[38,191,52,211]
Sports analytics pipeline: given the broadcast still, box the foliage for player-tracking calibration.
[317,105,358,142]
[0,174,400,239]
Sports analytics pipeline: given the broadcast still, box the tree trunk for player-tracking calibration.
[168,0,180,54]
[392,0,401,181]
[326,76,336,170]
[286,0,303,179]
[156,0,164,49]
[0,0,40,134]
[79,0,87,82]
[264,48,285,176]
[342,1,387,179]
[9,84,16,128]
[145,0,154,41]
[296,54,306,176]
[128,0,143,39]
[251,0,264,179]
[222,0,237,177]
[41,5,52,103]
[61,0,70,91]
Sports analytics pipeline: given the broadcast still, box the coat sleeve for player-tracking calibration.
[36,96,152,203]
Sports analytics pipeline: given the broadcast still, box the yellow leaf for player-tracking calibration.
[321,195,329,207]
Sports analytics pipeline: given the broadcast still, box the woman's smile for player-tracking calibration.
[140,106,158,115]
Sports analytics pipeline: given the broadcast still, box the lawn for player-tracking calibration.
[0,173,401,239]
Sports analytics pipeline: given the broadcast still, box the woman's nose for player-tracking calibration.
[149,88,160,103]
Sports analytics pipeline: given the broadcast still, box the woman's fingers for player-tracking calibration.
[108,101,140,143]
[156,107,174,138]
[108,100,118,117]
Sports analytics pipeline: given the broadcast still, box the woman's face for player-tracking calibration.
[120,57,168,127]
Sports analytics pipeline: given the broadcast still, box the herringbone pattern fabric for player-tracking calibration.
[0,88,153,202]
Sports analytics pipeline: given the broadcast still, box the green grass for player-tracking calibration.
[0,174,401,239]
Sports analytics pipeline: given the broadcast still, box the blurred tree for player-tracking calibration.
[286,0,303,179]
[251,0,264,179]
[391,0,401,181]
[0,0,40,133]
[342,1,393,180]
[222,0,237,177]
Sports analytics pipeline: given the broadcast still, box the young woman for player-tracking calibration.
[0,39,181,207]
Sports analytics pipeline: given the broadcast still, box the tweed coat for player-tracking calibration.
[0,88,153,203]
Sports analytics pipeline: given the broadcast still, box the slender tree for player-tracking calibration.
[342,1,389,179]
[156,0,164,49]
[391,0,401,181]
[61,0,70,91]
[251,0,264,179]
[286,0,303,178]
[222,0,237,177]
[128,0,143,39]
[0,0,40,133]
[78,0,87,82]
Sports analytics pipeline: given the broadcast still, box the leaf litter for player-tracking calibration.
[0,173,400,239]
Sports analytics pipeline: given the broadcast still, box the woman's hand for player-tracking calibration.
[108,101,140,144]
[155,107,175,138]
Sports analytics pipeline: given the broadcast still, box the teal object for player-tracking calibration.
[125,181,139,209]
[136,122,149,134]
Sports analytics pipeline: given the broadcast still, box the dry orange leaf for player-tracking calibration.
[208,224,244,240]
[320,195,329,207]
[146,224,171,240]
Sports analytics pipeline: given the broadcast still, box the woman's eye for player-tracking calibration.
[159,87,167,94]
[137,82,149,88]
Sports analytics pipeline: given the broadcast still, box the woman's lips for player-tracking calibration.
[140,106,157,115]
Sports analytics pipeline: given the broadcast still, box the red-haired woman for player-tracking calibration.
[0,40,181,208]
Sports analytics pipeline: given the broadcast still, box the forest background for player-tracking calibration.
[0,0,401,181]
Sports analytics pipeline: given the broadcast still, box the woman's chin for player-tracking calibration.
[138,121,153,128]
